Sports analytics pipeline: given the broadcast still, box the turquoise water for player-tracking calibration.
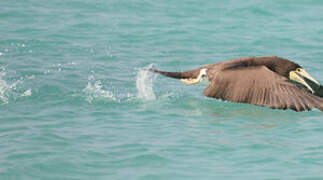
[1,0,323,179]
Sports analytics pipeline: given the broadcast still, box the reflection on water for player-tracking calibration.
[177,96,321,129]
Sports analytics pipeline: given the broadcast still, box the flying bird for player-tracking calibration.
[150,56,323,112]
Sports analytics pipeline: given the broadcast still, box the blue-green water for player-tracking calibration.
[1,0,323,179]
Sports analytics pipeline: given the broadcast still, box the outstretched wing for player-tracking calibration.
[204,66,323,111]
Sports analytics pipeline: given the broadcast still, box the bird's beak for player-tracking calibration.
[289,69,320,93]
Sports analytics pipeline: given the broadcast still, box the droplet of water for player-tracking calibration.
[22,89,32,96]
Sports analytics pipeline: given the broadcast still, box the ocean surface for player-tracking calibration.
[1,0,323,179]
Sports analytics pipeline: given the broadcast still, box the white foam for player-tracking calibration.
[22,89,32,97]
[136,64,156,101]
[83,76,116,103]
[0,72,9,104]
[0,68,33,104]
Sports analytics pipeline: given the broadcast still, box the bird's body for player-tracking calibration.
[150,56,323,112]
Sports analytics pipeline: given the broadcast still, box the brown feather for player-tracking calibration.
[149,66,209,79]
[204,66,323,111]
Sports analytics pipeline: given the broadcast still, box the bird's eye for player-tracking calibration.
[296,68,302,72]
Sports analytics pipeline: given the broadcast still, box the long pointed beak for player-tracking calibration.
[289,69,320,93]
[298,70,320,85]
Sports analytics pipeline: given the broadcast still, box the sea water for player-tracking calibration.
[1,0,323,179]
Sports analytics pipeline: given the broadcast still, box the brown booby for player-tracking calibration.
[150,56,323,111]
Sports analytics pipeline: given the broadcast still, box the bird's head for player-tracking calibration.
[289,67,320,94]
[264,58,320,94]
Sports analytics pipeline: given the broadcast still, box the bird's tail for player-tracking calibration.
[148,67,202,79]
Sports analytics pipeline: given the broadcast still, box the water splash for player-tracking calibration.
[136,64,156,101]
[22,89,32,97]
[82,75,116,103]
[0,71,10,104]
[0,68,32,104]
[82,65,158,104]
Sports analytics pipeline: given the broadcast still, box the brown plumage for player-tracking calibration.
[150,56,323,112]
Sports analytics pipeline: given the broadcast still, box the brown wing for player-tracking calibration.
[203,66,323,111]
